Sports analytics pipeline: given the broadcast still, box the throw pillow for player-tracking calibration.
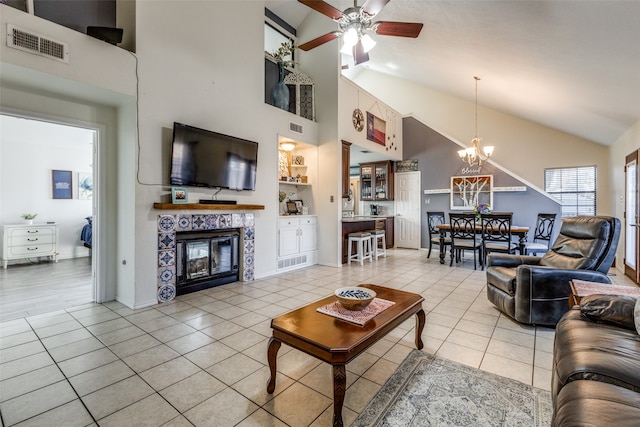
[580,294,637,331]
[635,295,640,335]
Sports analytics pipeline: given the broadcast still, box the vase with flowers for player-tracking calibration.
[473,203,491,219]
[267,41,296,110]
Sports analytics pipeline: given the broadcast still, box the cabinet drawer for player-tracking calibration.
[299,217,316,226]
[9,227,55,238]
[278,218,299,227]
[9,243,55,257]
[11,234,55,246]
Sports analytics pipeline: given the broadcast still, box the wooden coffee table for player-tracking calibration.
[266,284,425,427]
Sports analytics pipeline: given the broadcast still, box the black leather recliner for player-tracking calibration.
[485,216,621,325]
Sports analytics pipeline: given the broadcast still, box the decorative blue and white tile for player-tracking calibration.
[243,213,255,227]
[219,214,232,228]
[243,253,254,268]
[244,227,255,241]
[232,214,243,228]
[158,232,176,250]
[157,266,176,285]
[191,215,206,230]
[177,214,192,231]
[158,249,175,267]
[244,239,254,255]
[205,214,219,230]
[157,284,176,303]
[243,267,254,281]
[157,215,176,232]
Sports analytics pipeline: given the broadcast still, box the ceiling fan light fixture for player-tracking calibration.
[361,34,376,52]
[343,27,358,47]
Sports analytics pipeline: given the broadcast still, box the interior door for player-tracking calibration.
[624,150,639,284]
[394,171,421,249]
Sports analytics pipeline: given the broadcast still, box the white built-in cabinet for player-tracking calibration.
[1,224,58,269]
[277,216,317,271]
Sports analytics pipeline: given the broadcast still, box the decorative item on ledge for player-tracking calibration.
[153,203,265,211]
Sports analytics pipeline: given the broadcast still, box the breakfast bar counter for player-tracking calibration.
[341,216,394,263]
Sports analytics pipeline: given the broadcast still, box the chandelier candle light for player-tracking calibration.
[458,76,494,166]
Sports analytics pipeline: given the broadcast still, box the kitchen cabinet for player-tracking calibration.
[341,140,351,199]
[277,216,317,271]
[1,224,58,269]
[360,160,394,201]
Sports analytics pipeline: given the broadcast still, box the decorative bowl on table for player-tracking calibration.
[335,286,376,311]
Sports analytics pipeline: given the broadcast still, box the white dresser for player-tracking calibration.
[1,224,58,269]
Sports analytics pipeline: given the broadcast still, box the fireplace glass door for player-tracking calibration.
[186,241,210,280]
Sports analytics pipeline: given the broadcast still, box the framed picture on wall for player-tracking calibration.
[450,175,493,210]
[52,170,72,199]
[366,112,386,146]
[171,187,188,204]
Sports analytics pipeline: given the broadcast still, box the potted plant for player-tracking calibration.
[21,213,37,225]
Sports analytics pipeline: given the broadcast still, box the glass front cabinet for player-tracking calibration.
[359,160,394,201]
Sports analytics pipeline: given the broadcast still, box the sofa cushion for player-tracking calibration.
[635,296,640,335]
[553,309,640,394]
[552,380,640,427]
[580,294,638,331]
[485,266,516,295]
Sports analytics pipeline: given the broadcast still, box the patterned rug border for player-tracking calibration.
[352,349,552,427]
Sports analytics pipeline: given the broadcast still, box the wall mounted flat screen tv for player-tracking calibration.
[170,122,258,191]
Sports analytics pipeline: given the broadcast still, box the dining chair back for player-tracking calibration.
[426,211,449,258]
[523,213,557,255]
[481,213,517,265]
[449,213,483,270]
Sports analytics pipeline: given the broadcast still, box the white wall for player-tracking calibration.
[0,115,93,261]
[609,119,640,274]
[352,69,612,214]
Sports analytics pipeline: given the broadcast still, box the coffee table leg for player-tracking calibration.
[415,309,425,350]
[332,364,346,427]
[266,337,281,394]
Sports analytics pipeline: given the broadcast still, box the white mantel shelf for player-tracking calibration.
[153,203,265,211]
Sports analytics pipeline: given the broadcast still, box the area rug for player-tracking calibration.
[353,350,552,427]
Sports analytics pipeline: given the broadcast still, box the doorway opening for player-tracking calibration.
[0,113,99,321]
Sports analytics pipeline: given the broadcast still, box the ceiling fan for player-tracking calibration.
[297,0,423,65]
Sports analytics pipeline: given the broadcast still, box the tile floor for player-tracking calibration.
[0,248,635,426]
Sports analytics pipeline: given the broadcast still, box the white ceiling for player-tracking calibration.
[266,0,640,148]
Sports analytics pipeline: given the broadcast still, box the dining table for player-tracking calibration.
[436,223,530,265]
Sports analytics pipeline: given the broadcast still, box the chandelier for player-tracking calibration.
[458,77,494,166]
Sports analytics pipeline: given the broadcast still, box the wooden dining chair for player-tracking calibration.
[481,213,518,268]
[448,213,483,270]
[426,211,450,258]
[523,213,557,255]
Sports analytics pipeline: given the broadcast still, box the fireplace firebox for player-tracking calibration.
[175,229,239,295]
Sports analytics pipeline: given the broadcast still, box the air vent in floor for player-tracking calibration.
[7,24,69,63]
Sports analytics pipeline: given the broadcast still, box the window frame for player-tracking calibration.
[544,165,597,218]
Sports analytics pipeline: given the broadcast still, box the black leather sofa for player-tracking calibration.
[486,216,621,325]
[551,295,640,426]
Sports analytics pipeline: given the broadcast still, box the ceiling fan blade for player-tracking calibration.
[298,31,341,51]
[353,40,370,65]
[361,0,391,17]
[373,21,423,38]
[298,0,344,20]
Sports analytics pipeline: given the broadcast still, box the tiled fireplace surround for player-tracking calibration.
[156,213,255,303]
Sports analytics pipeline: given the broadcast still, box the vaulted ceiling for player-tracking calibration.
[266,0,640,146]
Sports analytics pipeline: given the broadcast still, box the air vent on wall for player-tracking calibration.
[7,24,69,63]
[277,254,308,269]
[289,122,303,134]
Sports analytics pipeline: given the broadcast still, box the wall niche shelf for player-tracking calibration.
[153,203,265,211]
[279,182,311,187]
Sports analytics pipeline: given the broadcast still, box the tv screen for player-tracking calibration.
[170,122,258,191]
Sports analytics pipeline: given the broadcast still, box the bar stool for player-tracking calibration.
[367,229,387,260]
[347,232,372,265]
